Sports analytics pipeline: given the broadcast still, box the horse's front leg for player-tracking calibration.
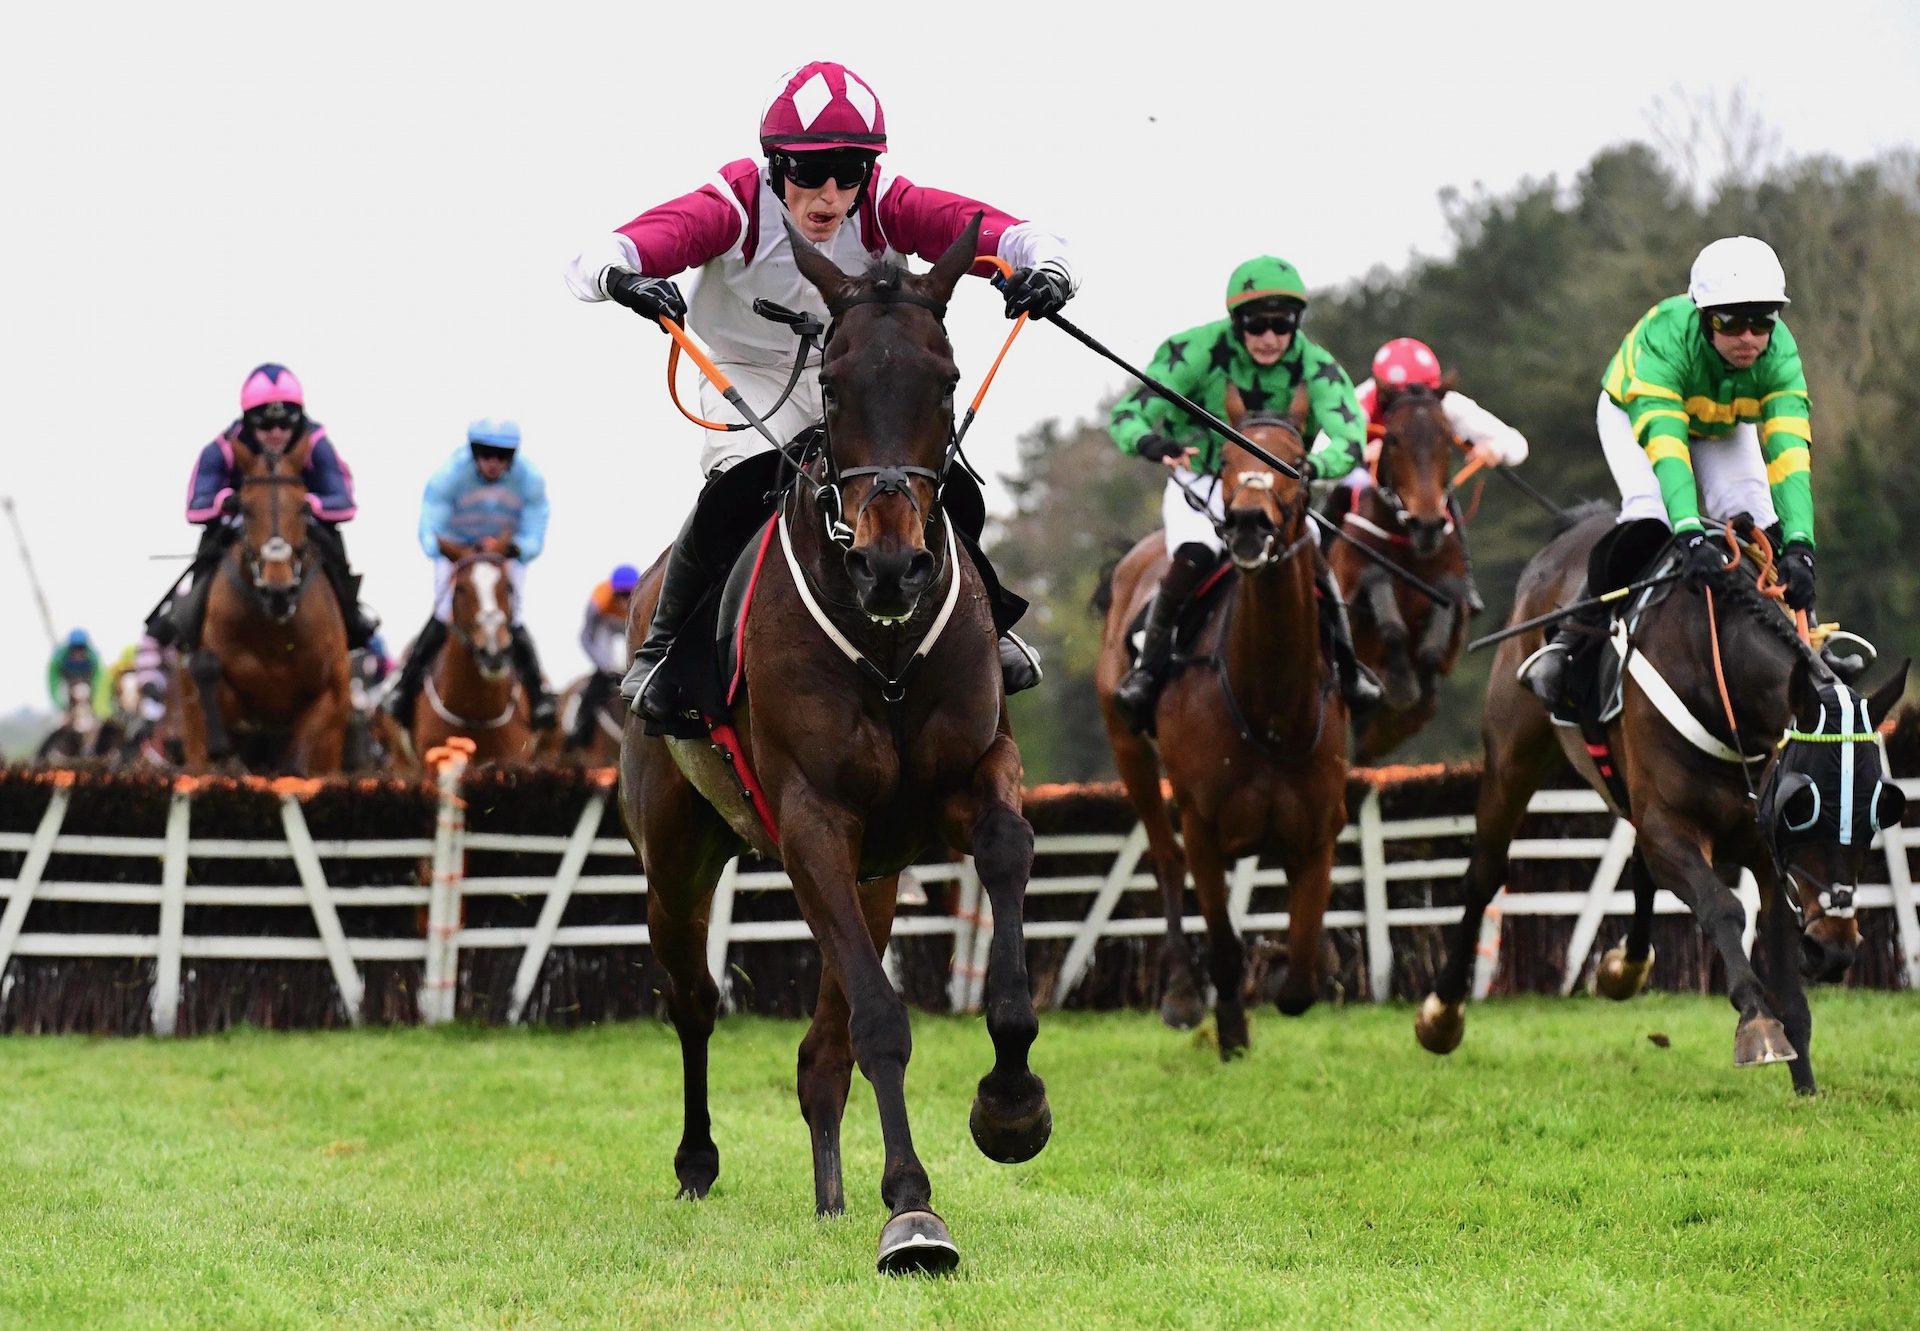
[1178,811,1246,1057]
[1636,809,1794,1068]
[287,681,351,776]
[946,726,1050,1163]
[781,788,951,1273]
[1363,569,1417,709]
[1275,830,1337,1018]
[1415,579,1464,674]
[797,874,899,1217]
[1755,859,1818,1095]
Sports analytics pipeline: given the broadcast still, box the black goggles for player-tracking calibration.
[1706,306,1780,336]
[245,404,302,431]
[1234,308,1301,337]
[470,443,515,463]
[776,151,874,191]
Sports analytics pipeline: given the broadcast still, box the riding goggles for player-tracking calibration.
[470,443,516,464]
[244,404,303,431]
[1234,309,1302,337]
[775,150,874,191]
[1706,305,1780,336]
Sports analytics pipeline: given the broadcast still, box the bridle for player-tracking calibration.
[446,553,514,661]
[1358,390,1460,539]
[236,452,310,621]
[1214,415,1314,570]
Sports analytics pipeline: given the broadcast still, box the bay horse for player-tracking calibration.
[1417,507,1908,1093]
[1328,382,1472,761]
[558,669,623,766]
[405,553,539,766]
[618,215,1048,1275]
[1094,386,1350,1058]
[178,438,350,774]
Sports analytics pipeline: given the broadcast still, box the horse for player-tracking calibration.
[1327,382,1473,761]
[177,438,351,774]
[35,678,104,764]
[618,214,1048,1275]
[1094,385,1351,1058]
[557,669,623,766]
[1416,507,1908,1093]
[404,553,540,766]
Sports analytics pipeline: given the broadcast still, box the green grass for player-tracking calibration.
[2,993,1916,1330]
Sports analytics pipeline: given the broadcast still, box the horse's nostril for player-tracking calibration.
[845,550,874,586]
[905,550,936,588]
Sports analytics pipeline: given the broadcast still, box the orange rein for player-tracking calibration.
[659,257,1029,435]
[1702,522,1808,762]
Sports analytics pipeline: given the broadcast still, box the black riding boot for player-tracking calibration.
[383,617,448,724]
[570,671,616,748]
[1450,494,1486,615]
[1516,578,1605,721]
[1113,543,1216,733]
[624,505,712,726]
[307,519,380,650]
[147,528,228,649]
[509,626,558,730]
[1316,563,1384,712]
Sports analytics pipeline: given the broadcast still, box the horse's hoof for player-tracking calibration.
[1591,944,1655,1002]
[1733,1015,1798,1068]
[877,1209,959,1276]
[673,1145,719,1199]
[1215,1010,1250,1059]
[970,1083,1052,1164]
[1274,982,1316,1017]
[1160,987,1206,1030]
[1415,993,1465,1055]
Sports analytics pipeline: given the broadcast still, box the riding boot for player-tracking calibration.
[999,632,1043,696]
[509,626,558,730]
[1450,494,1486,615]
[147,528,227,649]
[1516,578,1606,722]
[571,671,614,747]
[1315,563,1384,712]
[1113,543,1216,733]
[383,617,448,724]
[624,505,713,725]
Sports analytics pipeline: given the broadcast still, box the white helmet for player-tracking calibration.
[1688,235,1789,309]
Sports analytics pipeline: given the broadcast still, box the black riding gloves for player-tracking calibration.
[1002,263,1071,320]
[1679,530,1727,585]
[1135,433,1183,463]
[604,269,687,331]
[1781,542,1816,611]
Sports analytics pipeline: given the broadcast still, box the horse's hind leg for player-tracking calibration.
[1594,853,1659,1000]
[1180,814,1248,1058]
[1103,708,1201,1029]
[948,728,1051,1165]
[1417,669,1559,1054]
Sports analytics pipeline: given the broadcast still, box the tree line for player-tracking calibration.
[991,139,1920,783]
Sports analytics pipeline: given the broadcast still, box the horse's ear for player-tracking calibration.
[1289,384,1310,433]
[1865,658,1911,728]
[922,210,985,308]
[782,213,855,308]
[286,431,316,470]
[1438,368,1461,394]
[1223,381,1246,427]
[1788,653,1822,728]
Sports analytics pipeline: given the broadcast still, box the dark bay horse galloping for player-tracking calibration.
[179,437,350,774]
[619,215,1047,1274]
[1095,387,1351,1058]
[1418,509,1907,1093]
[1328,383,1473,761]
[405,554,539,766]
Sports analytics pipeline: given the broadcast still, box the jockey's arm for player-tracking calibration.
[513,465,550,562]
[564,169,751,302]
[1757,334,1815,548]
[1442,391,1530,466]
[1301,347,1366,482]
[875,174,1077,302]
[418,462,459,559]
[183,438,235,524]
[1107,325,1210,463]
[1618,343,1703,536]
[302,434,359,522]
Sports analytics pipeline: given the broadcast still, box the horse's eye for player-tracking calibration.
[821,382,838,407]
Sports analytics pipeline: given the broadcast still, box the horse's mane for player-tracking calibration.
[1554,498,1615,536]
[1699,560,1827,676]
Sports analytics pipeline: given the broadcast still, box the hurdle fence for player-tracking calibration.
[2,745,1916,1033]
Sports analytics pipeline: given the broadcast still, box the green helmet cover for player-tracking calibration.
[1225,256,1308,313]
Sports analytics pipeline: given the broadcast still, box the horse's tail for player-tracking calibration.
[1091,558,1118,616]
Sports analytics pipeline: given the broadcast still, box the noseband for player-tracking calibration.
[1218,417,1313,569]
[237,466,310,616]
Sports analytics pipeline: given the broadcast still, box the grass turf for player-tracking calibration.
[1,992,1915,1330]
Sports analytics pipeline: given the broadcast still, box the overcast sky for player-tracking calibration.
[3,0,1916,713]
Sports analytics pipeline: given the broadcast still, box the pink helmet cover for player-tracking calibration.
[240,363,305,411]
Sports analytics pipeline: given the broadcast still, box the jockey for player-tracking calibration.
[1106,255,1382,731]
[1519,235,1816,716]
[1341,337,1531,613]
[146,364,378,653]
[46,629,105,714]
[384,419,558,730]
[565,59,1076,731]
[571,563,639,747]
